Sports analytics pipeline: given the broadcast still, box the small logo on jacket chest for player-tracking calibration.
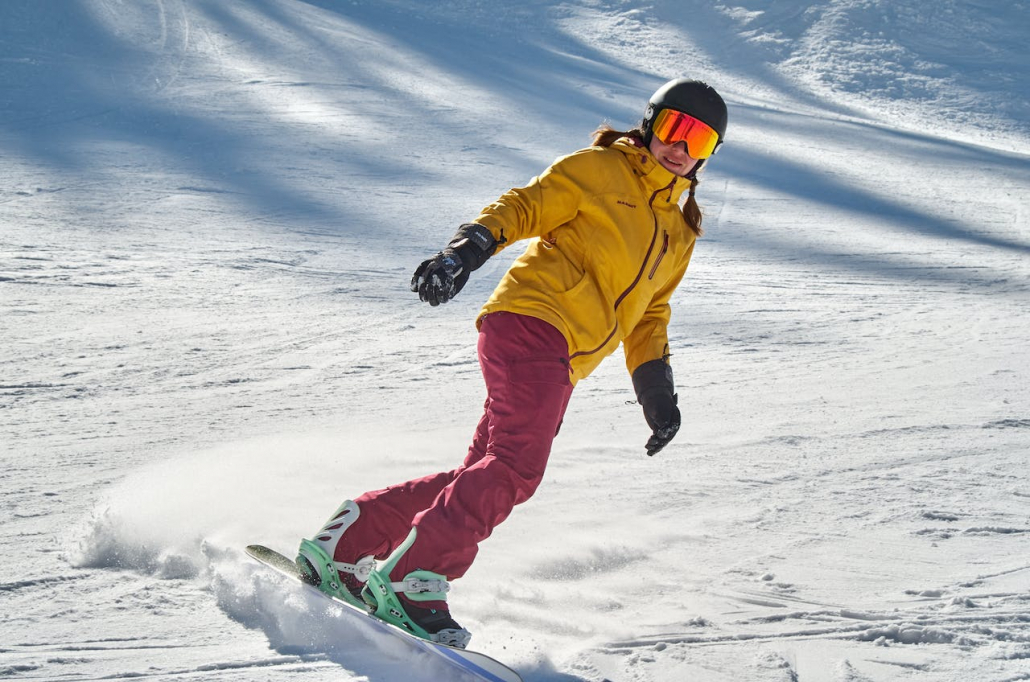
[617,200,637,209]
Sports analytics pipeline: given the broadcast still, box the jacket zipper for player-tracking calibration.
[570,182,672,362]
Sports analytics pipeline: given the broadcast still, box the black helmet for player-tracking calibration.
[642,78,728,148]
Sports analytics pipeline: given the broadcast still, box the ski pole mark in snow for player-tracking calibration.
[0,574,90,593]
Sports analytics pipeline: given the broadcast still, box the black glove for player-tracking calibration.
[411,250,467,306]
[411,223,497,306]
[632,359,681,456]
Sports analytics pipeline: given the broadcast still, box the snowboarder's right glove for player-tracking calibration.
[632,359,681,456]
[411,223,497,306]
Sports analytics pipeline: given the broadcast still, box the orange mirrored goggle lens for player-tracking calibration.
[651,109,720,159]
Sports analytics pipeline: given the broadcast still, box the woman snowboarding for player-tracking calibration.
[296,78,728,648]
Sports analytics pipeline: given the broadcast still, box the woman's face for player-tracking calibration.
[648,136,699,177]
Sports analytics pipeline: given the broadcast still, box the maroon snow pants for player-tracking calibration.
[341,312,574,587]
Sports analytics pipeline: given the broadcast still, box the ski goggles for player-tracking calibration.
[651,108,721,159]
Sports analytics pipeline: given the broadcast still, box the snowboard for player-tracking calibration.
[244,545,523,682]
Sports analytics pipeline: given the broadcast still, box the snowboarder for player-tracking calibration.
[296,78,728,648]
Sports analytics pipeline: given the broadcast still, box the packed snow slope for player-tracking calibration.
[2,1,1029,681]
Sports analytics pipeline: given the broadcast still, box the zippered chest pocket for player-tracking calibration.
[648,231,670,280]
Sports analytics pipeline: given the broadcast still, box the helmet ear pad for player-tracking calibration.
[641,105,657,146]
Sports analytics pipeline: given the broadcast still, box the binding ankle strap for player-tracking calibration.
[334,557,374,582]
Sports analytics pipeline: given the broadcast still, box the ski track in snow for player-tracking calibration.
[2,1,1029,681]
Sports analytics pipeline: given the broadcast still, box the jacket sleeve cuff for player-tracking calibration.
[447,223,498,272]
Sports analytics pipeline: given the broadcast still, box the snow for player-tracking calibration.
[2,1,1028,680]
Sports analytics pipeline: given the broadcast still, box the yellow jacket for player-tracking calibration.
[474,137,697,384]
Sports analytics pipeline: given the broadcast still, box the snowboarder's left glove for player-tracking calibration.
[411,223,497,306]
[632,359,681,456]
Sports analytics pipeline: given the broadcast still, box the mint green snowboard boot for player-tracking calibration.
[363,528,472,649]
[296,500,376,609]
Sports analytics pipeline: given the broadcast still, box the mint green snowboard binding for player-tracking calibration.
[363,528,471,649]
